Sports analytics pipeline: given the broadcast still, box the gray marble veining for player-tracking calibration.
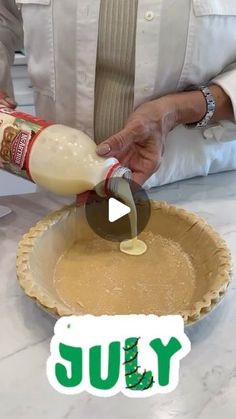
[0,172,236,419]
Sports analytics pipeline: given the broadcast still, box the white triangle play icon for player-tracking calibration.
[108,198,131,223]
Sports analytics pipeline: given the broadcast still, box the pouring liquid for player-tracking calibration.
[114,178,147,256]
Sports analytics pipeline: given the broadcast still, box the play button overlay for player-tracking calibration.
[109,198,131,223]
[84,179,151,242]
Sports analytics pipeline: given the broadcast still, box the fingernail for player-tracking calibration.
[97,143,111,155]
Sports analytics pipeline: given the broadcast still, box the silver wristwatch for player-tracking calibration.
[186,86,216,128]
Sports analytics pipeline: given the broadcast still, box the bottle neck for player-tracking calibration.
[104,163,132,196]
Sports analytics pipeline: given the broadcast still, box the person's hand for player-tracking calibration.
[96,97,179,185]
[0,91,17,109]
[96,84,234,186]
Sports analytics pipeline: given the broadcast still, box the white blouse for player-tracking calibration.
[1,0,236,187]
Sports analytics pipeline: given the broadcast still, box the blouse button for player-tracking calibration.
[145,11,154,21]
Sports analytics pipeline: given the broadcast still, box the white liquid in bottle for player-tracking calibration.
[29,125,120,195]
[0,109,147,255]
[0,109,128,195]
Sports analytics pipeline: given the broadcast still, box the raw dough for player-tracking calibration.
[54,231,196,315]
[17,200,232,322]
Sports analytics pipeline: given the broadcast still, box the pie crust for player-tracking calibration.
[16,201,232,325]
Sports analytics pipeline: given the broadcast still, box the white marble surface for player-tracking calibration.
[0,172,236,419]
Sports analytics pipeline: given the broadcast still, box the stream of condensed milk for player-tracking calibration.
[114,179,147,256]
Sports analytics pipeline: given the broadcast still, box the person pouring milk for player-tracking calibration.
[1,0,236,190]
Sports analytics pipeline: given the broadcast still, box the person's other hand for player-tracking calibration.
[0,91,17,109]
[96,97,179,185]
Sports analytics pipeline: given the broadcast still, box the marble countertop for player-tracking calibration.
[0,172,236,419]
